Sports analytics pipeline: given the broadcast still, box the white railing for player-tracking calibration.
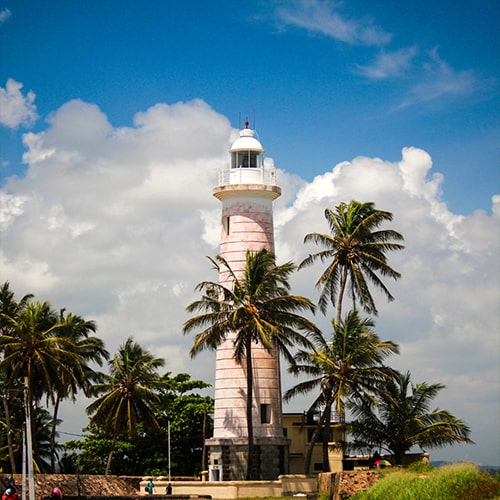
[217,166,277,187]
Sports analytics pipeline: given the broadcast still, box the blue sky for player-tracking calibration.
[1,0,499,213]
[1,1,499,466]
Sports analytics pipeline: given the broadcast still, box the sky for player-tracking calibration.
[0,0,499,466]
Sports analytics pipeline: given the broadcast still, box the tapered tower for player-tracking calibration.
[206,122,289,481]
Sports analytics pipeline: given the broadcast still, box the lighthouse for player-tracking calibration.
[206,122,289,481]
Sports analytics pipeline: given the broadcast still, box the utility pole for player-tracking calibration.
[24,377,35,500]
[168,420,171,483]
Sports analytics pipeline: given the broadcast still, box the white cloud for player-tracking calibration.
[355,47,417,79]
[1,99,499,465]
[0,78,38,128]
[0,8,11,24]
[275,0,391,46]
[397,48,480,109]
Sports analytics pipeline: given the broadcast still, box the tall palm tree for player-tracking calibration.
[299,201,405,324]
[350,371,474,464]
[183,248,321,479]
[0,397,56,473]
[48,309,109,471]
[0,300,87,472]
[284,310,399,473]
[86,337,166,475]
[0,281,33,473]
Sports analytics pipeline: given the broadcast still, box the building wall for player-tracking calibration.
[283,413,344,474]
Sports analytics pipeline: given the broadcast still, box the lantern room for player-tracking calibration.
[230,126,264,169]
[218,121,276,187]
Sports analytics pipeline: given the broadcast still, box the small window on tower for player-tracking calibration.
[223,216,230,235]
[260,403,271,424]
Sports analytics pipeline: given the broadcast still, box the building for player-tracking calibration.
[206,122,288,481]
[283,412,344,474]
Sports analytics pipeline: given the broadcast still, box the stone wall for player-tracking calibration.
[318,471,380,500]
[0,474,139,498]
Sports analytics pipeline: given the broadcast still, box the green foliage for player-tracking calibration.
[350,371,473,464]
[299,201,404,320]
[184,248,320,479]
[406,461,434,474]
[0,281,108,472]
[351,463,500,500]
[65,372,213,476]
[284,309,399,473]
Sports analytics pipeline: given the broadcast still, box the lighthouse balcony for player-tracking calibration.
[217,165,277,187]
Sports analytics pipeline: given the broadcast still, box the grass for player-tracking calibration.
[350,463,500,500]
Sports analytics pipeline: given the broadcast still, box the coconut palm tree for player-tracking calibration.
[0,300,89,474]
[0,395,56,473]
[0,281,33,473]
[284,310,399,473]
[48,309,109,470]
[349,371,474,464]
[86,337,166,475]
[183,248,320,479]
[299,201,404,324]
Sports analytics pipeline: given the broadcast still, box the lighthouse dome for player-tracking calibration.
[229,127,264,153]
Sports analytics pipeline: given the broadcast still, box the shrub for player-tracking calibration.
[351,463,500,500]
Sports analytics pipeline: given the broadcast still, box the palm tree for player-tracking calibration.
[0,397,56,473]
[349,371,474,464]
[299,201,405,324]
[48,309,109,471]
[86,337,166,475]
[284,310,399,473]
[0,281,33,473]
[0,300,90,473]
[183,248,321,479]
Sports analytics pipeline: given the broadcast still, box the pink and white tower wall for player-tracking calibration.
[206,122,289,481]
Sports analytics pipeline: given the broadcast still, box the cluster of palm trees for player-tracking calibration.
[183,200,472,476]
[0,283,108,472]
[0,199,473,478]
[0,282,211,476]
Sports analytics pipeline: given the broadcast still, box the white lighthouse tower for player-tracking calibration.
[206,121,289,481]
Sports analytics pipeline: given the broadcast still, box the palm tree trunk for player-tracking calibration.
[2,389,17,474]
[336,268,349,326]
[304,408,330,475]
[245,335,254,480]
[322,404,332,472]
[105,434,118,476]
[50,396,60,471]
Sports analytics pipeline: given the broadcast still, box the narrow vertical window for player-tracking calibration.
[223,216,230,235]
[260,403,271,424]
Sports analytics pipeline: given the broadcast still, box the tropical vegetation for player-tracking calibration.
[86,337,167,475]
[350,463,500,500]
[286,201,404,472]
[0,200,477,478]
[0,281,212,476]
[284,310,399,474]
[66,371,213,476]
[0,282,108,473]
[349,370,474,464]
[183,248,321,479]
[299,200,404,323]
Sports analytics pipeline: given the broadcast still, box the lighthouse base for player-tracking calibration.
[206,437,289,481]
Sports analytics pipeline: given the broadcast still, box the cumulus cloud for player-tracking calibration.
[0,79,38,128]
[1,99,498,464]
[274,0,391,46]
